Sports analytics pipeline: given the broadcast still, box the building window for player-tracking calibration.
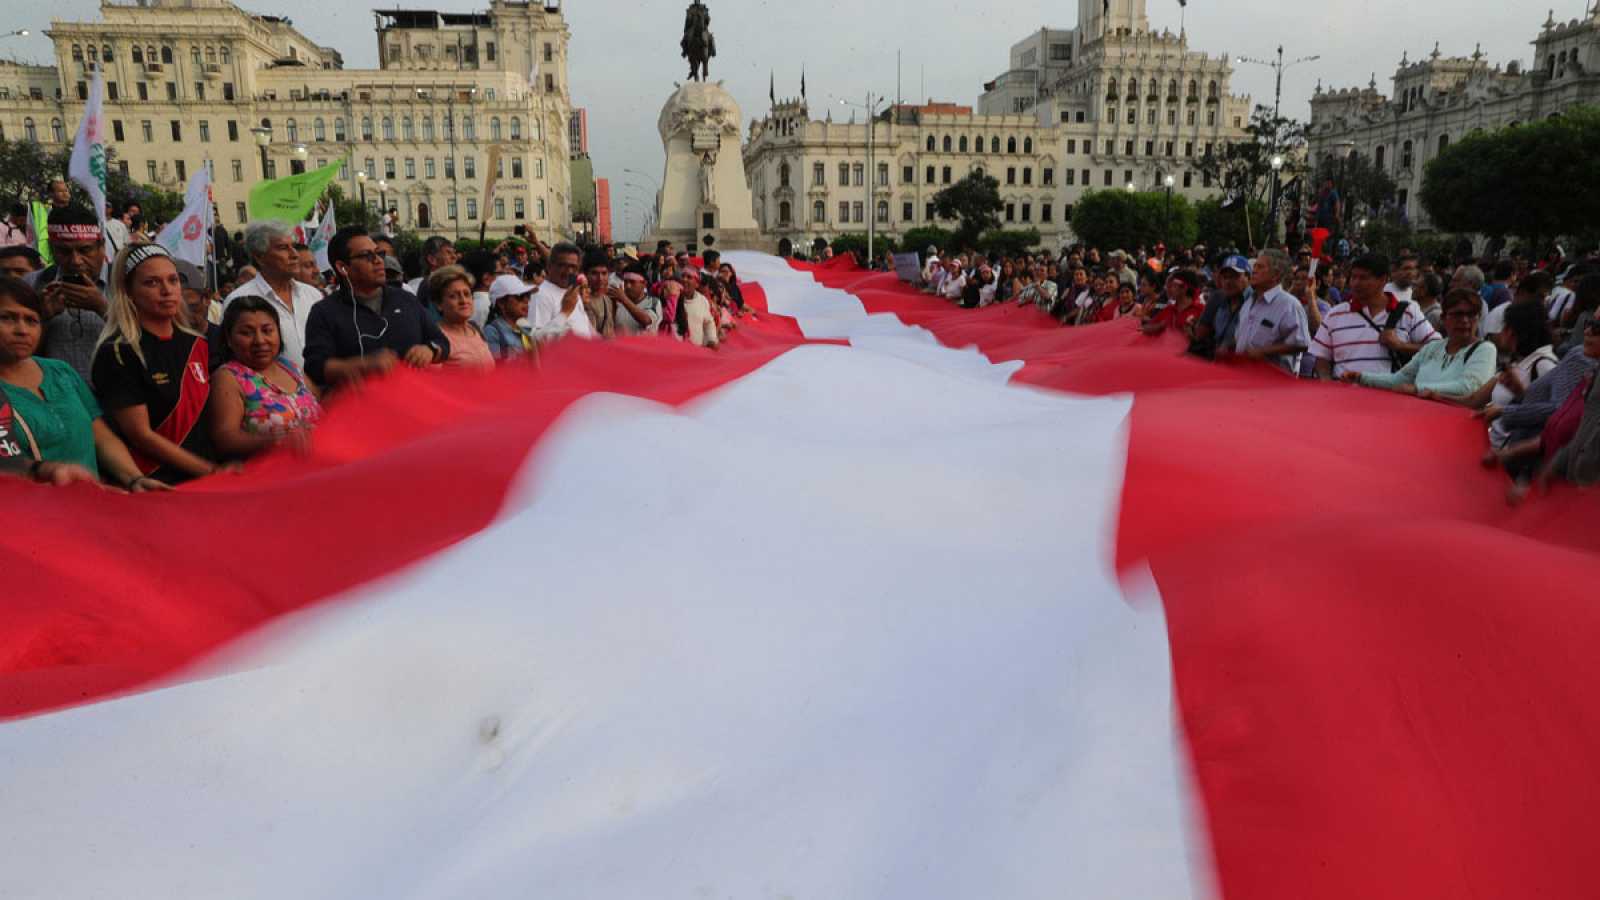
[286,119,299,142]
[1145,140,1154,157]
[170,121,182,141]
[901,201,913,221]
[486,41,497,62]
[778,162,791,187]
[1021,203,1031,223]
[852,163,863,186]
[464,156,476,179]
[463,116,475,140]
[236,201,247,223]
[1041,203,1053,223]
[1168,109,1177,126]
[1075,111,1086,123]
[779,201,792,224]
[448,199,458,220]
[544,73,555,93]
[1126,108,1136,125]
[838,163,849,186]
[1024,137,1033,154]
[942,166,952,184]
[926,165,936,184]
[405,158,416,179]
[852,201,864,223]
[491,117,502,140]
[1082,168,1090,186]
[510,117,522,140]
[925,202,935,221]
[1183,171,1193,188]
[166,82,178,101]
[199,121,211,143]
[532,159,541,178]
[195,83,206,101]
[1125,140,1135,156]
[1438,133,1450,154]
[444,156,455,179]
[107,82,118,101]
[877,162,889,186]
[838,201,849,222]
[1022,168,1032,185]
[1007,137,1017,153]
[1147,108,1157,125]
[1165,141,1174,157]
[146,160,156,181]
[902,165,914,184]
[335,118,348,141]
[421,117,434,141]
[112,120,124,142]
[1206,110,1217,126]
[223,82,235,101]
[137,83,148,102]
[1187,109,1196,125]
[814,162,825,185]
[1123,169,1133,185]
[381,117,394,140]
[466,199,477,219]
[991,137,1000,153]
[1006,167,1016,185]
[514,198,526,219]
[1401,140,1414,169]
[1066,168,1076,186]
[544,42,554,62]
[232,159,243,182]
[512,158,523,178]
[1005,202,1015,222]
[364,157,376,178]
[926,135,936,152]
[876,200,888,223]
[1103,170,1112,186]
[1067,139,1076,154]
[813,200,825,223]
[943,135,952,152]
[959,136,968,153]
[361,117,373,141]
[384,158,396,179]
[175,160,187,182]
[495,197,506,220]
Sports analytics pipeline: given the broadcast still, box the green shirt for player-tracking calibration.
[1359,338,1498,399]
[0,357,102,476]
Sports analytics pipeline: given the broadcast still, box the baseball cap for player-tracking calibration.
[1220,254,1253,276]
[172,260,206,290]
[488,273,537,301]
[382,255,403,276]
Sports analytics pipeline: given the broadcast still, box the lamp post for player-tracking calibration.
[1333,139,1356,239]
[1125,181,1136,192]
[356,170,368,216]
[1163,173,1176,248]
[250,126,272,180]
[377,179,388,217]
[292,143,308,175]
[1268,153,1285,246]
[0,30,30,39]
[1237,46,1320,248]
[837,92,889,265]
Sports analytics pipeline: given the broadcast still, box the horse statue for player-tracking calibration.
[680,0,716,82]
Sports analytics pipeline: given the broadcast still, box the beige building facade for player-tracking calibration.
[0,0,573,239]
[743,0,1251,249]
[1309,8,1600,228]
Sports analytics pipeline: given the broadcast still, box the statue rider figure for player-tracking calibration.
[681,1,716,82]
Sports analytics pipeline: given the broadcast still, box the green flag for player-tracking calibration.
[248,156,347,224]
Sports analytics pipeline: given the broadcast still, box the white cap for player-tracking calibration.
[488,274,537,302]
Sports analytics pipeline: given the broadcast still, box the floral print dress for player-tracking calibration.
[221,358,322,434]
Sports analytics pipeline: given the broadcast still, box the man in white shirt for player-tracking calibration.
[103,204,135,255]
[222,220,323,368]
[1311,253,1439,379]
[402,236,458,306]
[1233,248,1311,374]
[529,241,594,341]
[1382,251,1419,306]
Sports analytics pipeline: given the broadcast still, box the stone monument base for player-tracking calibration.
[652,81,760,256]
[646,226,767,255]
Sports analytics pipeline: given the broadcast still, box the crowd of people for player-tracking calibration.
[0,201,752,492]
[905,238,1600,499]
[4,185,1598,504]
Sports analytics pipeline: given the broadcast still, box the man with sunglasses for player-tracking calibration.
[303,226,449,387]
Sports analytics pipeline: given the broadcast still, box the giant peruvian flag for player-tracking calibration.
[3,253,1598,899]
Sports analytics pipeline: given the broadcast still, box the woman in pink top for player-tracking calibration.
[428,266,494,371]
[208,295,322,459]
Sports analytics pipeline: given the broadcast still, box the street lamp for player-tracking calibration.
[1,30,30,39]
[377,179,388,215]
[356,170,368,214]
[1238,46,1320,246]
[1268,154,1286,246]
[291,143,308,175]
[1163,173,1176,248]
[250,126,272,180]
[1334,139,1357,236]
[1125,182,1137,192]
[836,91,890,265]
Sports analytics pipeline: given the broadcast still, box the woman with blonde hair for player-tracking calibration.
[90,242,221,484]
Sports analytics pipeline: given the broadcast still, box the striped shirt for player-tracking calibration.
[1308,295,1438,377]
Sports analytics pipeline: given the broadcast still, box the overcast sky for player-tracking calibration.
[6,0,1573,239]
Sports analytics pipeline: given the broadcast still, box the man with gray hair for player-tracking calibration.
[404,236,458,310]
[222,219,324,367]
[1231,248,1310,374]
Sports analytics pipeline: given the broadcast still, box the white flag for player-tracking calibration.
[67,68,109,251]
[156,164,213,269]
[309,203,336,273]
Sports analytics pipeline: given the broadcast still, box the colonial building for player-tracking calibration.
[1309,8,1600,228]
[742,0,1251,248]
[0,0,573,239]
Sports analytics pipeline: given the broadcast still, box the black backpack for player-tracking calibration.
[1355,302,1414,372]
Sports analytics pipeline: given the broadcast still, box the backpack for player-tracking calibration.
[1355,300,1414,372]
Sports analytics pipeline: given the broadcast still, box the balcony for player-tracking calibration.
[203,63,223,78]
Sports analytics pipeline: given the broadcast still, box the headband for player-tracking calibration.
[124,243,172,276]
[47,222,102,242]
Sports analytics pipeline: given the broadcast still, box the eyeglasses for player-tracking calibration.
[347,251,384,264]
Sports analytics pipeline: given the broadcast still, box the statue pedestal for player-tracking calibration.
[648,81,764,254]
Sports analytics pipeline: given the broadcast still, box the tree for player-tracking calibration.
[1068,189,1197,251]
[931,173,1003,249]
[0,139,181,222]
[1195,105,1308,214]
[1194,197,1266,251]
[976,228,1042,257]
[1421,107,1600,245]
[898,226,954,255]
